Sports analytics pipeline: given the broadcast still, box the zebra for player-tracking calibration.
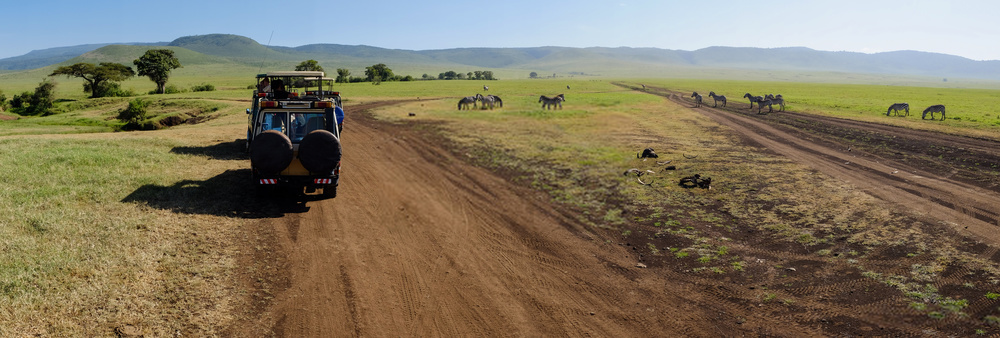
[743,93,764,110]
[483,85,489,91]
[475,93,495,110]
[487,94,502,108]
[745,93,772,114]
[922,104,946,120]
[691,92,703,107]
[458,96,477,110]
[708,91,726,107]
[887,103,909,117]
[539,94,564,110]
[765,94,785,111]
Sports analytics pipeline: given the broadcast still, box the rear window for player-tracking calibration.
[261,112,326,142]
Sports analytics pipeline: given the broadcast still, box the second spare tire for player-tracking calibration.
[298,130,342,174]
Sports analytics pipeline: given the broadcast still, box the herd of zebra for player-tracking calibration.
[458,93,503,110]
[457,93,566,110]
[690,91,946,120]
[690,91,784,114]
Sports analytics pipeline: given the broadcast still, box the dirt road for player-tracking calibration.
[229,102,752,336]
[231,91,1000,336]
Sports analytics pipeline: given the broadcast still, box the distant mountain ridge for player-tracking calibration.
[0,42,167,70]
[3,33,999,81]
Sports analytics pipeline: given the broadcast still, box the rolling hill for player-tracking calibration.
[3,33,1000,82]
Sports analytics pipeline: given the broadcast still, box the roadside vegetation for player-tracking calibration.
[3,73,1000,335]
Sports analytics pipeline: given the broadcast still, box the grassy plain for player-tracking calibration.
[3,74,1000,334]
[0,91,256,335]
[646,78,1000,137]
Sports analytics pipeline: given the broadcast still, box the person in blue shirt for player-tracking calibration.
[335,105,345,132]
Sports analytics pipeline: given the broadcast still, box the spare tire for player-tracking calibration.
[250,130,293,175]
[298,130,342,174]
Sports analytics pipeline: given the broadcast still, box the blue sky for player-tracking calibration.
[2,0,998,61]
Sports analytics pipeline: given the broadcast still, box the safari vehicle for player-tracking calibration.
[246,71,344,197]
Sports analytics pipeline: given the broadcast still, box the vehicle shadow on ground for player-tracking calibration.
[122,169,318,219]
[170,139,248,161]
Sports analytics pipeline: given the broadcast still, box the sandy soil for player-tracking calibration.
[229,89,1000,336]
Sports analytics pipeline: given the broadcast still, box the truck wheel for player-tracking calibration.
[322,185,337,198]
[250,130,293,175]
[298,130,342,174]
[245,128,252,153]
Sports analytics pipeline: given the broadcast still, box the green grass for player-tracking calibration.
[0,137,169,333]
[0,95,251,334]
[636,78,1000,136]
[4,74,1000,334]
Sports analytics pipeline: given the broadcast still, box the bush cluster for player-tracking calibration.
[8,79,57,116]
[117,98,148,124]
[191,83,215,92]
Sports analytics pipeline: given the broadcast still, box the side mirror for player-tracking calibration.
[245,108,251,115]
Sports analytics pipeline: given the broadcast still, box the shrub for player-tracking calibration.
[191,83,215,92]
[118,98,148,124]
[149,84,184,95]
[86,81,133,98]
[10,91,30,109]
[165,85,184,94]
[29,79,57,116]
[13,79,58,116]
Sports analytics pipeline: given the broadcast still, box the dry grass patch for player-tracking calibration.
[0,105,258,336]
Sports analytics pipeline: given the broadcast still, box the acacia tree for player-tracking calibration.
[295,60,324,72]
[50,62,135,98]
[134,49,182,94]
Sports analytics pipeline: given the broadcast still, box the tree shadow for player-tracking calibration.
[122,169,317,219]
[170,139,248,161]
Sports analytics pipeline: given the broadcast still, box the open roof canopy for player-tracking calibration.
[257,71,325,78]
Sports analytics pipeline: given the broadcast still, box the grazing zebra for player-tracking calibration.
[487,94,503,108]
[475,93,495,110]
[765,94,785,111]
[691,92,703,107]
[539,94,564,110]
[887,103,909,117]
[484,85,489,91]
[458,96,477,110]
[743,93,764,110]
[708,91,727,107]
[922,104,946,120]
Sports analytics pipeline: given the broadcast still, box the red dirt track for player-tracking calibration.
[231,90,1000,336]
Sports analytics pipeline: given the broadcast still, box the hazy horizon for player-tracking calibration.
[3,0,998,61]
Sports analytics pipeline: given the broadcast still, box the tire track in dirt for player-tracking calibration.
[230,101,763,336]
[229,94,1000,336]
